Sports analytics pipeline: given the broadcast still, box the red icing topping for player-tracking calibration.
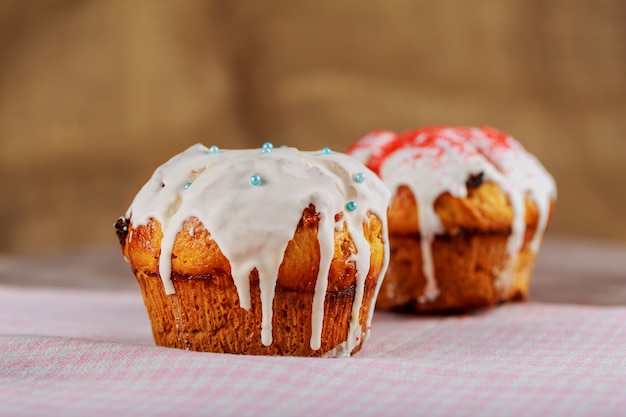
[349,126,525,175]
[349,126,480,175]
[477,126,512,147]
[345,129,395,155]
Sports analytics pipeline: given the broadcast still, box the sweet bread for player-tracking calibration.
[116,143,391,356]
[348,126,556,312]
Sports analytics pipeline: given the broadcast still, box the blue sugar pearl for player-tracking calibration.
[280,145,288,149]
[353,172,366,183]
[208,145,220,154]
[183,182,192,190]
[321,147,332,155]
[261,142,274,153]
[345,201,357,212]
[249,174,262,186]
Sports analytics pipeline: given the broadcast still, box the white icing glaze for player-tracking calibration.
[346,130,397,165]
[349,127,556,300]
[463,128,557,253]
[126,144,390,351]
[322,323,363,358]
[378,131,509,301]
[461,128,556,291]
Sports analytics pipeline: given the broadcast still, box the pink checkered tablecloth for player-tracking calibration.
[1,284,626,417]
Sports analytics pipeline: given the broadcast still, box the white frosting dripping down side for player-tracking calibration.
[350,127,557,301]
[126,144,390,350]
[462,128,557,291]
[379,132,509,302]
[464,128,557,253]
[365,209,390,340]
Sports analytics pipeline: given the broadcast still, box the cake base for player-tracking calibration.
[376,230,538,312]
[135,270,376,357]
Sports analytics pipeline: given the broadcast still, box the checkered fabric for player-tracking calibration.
[1,285,625,417]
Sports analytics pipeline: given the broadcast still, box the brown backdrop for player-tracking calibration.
[1,0,625,253]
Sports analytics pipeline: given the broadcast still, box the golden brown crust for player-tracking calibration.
[377,232,516,312]
[379,182,554,312]
[122,206,386,356]
[388,182,540,235]
[135,270,377,356]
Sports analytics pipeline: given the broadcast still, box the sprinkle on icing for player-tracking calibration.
[126,144,390,352]
[353,172,366,183]
[345,201,357,212]
[348,126,556,300]
[208,145,220,154]
[321,147,332,155]
[261,142,274,153]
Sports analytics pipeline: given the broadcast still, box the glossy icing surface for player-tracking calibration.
[125,144,391,352]
[348,126,556,300]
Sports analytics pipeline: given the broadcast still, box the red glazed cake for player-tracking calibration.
[348,126,556,312]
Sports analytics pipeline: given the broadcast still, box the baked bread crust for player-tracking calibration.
[388,182,540,235]
[348,126,556,312]
[116,145,391,356]
[378,183,552,311]
[120,207,386,356]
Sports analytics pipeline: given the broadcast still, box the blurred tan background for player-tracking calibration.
[0,0,625,254]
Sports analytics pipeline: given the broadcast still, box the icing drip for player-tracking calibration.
[459,127,557,290]
[348,126,556,300]
[461,127,557,253]
[126,144,390,350]
[309,209,334,351]
[365,212,390,340]
[378,130,508,301]
[345,213,371,351]
[323,324,363,358]
[310,153,381,351]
